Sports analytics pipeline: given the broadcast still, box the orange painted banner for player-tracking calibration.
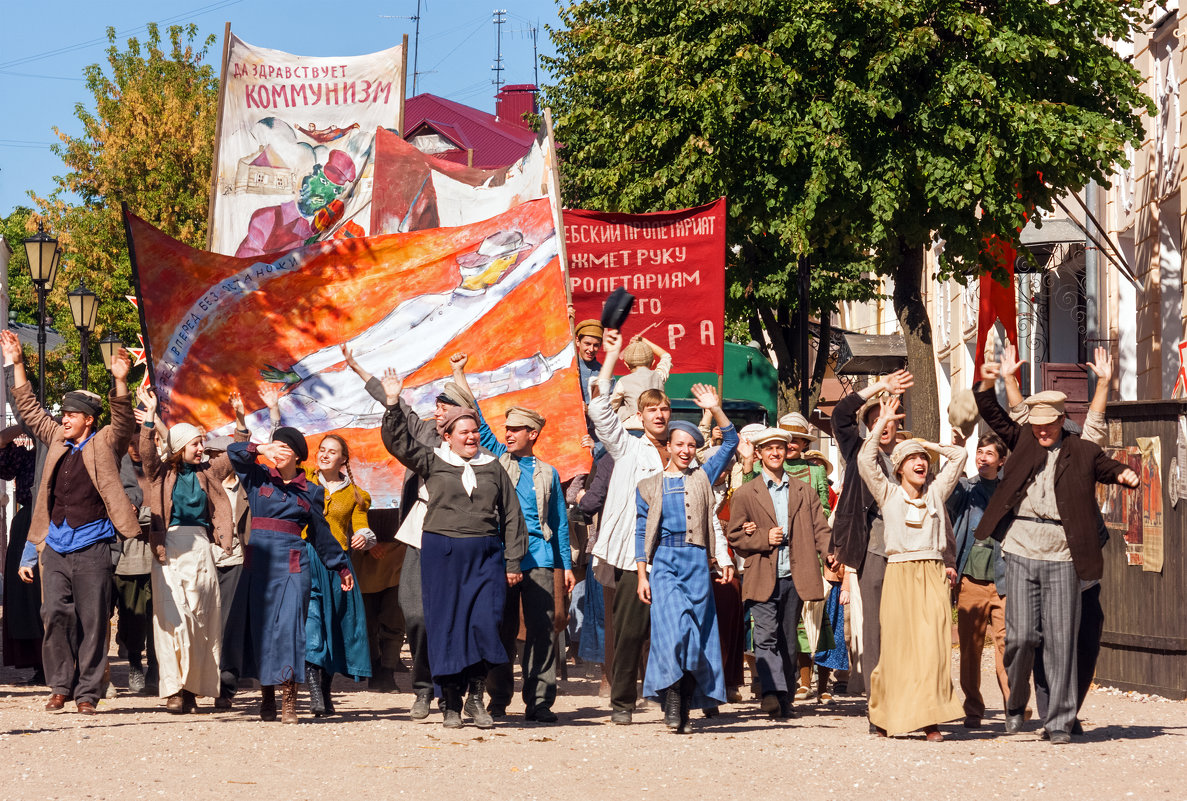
[127,198,588,507]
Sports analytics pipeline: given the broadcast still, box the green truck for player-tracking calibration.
[665,342,777,428]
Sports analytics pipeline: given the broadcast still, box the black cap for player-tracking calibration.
[600,286,635,331]
[271,426,309,462]
[61,390,103,419]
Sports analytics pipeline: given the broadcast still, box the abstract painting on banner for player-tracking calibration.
[369,127,553,234]
[208,33,405,257]
[128,199,586,507]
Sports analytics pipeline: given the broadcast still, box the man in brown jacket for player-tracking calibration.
[726,428,833,719]
[975,356,1138,744]
[1,330,135,715]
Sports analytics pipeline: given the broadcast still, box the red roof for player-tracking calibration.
[404,93,537,169]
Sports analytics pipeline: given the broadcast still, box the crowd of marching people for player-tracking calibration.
[0,314,1140,744]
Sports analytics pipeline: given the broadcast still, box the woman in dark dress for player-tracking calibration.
[0,427,40,680]
[377,368,525,729]
[225,427,354,723]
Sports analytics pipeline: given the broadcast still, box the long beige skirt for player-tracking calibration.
[151,525,222,698]
[867,559,963,736]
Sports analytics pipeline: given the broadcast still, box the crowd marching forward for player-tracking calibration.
[0,315,1139,743]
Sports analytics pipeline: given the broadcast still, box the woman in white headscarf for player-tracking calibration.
[138,386,247,714]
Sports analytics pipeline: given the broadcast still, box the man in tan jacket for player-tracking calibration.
[1,330,135,715]
[726,428,833,719]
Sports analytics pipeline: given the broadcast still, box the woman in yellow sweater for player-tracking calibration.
[304,434,375,716]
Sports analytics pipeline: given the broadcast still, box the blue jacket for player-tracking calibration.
[947,474,1006,594]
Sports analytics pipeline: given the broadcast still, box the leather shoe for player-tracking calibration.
[76,701,97,716]
[1004,711,1025,734]
[923,725,943,742]
[610,708,632,724]
[759,693,781,718]
[526,707,558,723]
[166,694,185,714]
[1049,730,1072,745]
[45,693,69,712]
[962,715,982,729]
[214,696,232,710]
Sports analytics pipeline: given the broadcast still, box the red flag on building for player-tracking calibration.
[975,234,1019,370]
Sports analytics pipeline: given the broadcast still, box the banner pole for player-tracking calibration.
[399,33,409,136]
[205,22,233,252]
[542,107,573,311]
[121,203,156,390]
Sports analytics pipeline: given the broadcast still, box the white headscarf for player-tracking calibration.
[434,444,495,497]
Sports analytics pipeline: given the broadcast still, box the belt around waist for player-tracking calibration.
[1013,515,1063,526]
[252,517,303,536]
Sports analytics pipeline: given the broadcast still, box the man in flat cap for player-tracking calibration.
[726,428,833,719]
[0,329,135,715]
[466,398,574,723]
[976,352,1138,744]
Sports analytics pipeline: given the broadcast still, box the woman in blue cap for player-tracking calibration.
[634,382,739,733]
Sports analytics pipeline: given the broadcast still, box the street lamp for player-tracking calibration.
[99,332,123,372]
[22,223,60,404]
[68,279,98,391]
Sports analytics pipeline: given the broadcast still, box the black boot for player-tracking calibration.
[441,682,464,729]
[677,673,694,734]
[306,663,328,717]
[321,670,335,715]
[464,677,494,729]
[663,685,681,730]
[369,663,398,692]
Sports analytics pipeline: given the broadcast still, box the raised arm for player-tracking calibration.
[929,441,969,502]
[691,382,737,483]
[975,361,1022,450]
[473,399,507,457]
[1079,347,1112,447]
[379,396,437,479]
[997,341,1026,410]
[641,337,672,381]
[833,369,913,461]
[857,397,899,506]
[2,330,60,445]
[587,332,637,461]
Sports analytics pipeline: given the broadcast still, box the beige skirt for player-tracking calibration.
[151,525,222,698]
[867,559,963,736]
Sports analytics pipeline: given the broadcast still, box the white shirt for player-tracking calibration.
[588,392,665,582]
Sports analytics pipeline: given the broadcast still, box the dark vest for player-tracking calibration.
[50,445,106,528]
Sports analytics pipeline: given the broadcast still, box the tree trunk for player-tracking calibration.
[892,242,941,442]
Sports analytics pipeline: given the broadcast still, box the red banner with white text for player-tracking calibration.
[564,198,726,375]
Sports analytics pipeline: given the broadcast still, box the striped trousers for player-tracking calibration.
[1003,553,1081,736]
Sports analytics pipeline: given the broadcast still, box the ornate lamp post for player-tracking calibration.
[68,280,99,391]
[22,223,60,404]
[99,332,124,372]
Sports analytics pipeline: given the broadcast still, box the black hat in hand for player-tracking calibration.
[600,287,636,331]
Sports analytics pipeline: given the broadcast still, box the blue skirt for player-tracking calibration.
[814,580,848,671]
[305,541,372,680]
[643,540,726,708]
[228,528,310,686]
[419,532,509,678]
[578,570,606,663]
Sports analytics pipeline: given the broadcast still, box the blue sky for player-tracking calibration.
[0,0,561,216]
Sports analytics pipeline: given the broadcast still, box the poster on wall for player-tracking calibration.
[208,33,405,256]
[565,198,727,375]
[1098,446,1144,565]
[1137,436,1165,572]
[127,199,587,508]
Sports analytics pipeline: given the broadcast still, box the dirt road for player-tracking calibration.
[0,649,1182,801]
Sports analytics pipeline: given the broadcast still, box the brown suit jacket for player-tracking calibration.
[726,472,832,604]
[140,425,249,560]
[973,386,1129,581]
[16,381,139,548]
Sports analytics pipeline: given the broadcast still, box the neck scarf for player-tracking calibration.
[434,444,495,497]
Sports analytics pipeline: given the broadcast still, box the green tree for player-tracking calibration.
[27,22,217,402]
[545,0,1152,436]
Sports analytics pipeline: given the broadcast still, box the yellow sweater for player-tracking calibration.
[304,467,372,551]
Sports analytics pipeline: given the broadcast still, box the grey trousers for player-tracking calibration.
[487,566,557,713]
[41,541,115,706]
[1003,553,1081,736]
[363,584,405,669]
[858,551,888,699]
[398,546,433,693]
[747,575,803,696]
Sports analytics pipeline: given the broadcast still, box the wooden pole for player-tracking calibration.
[542,107,573,309]
[122,203,156,389]
[398,33,409,137]
[204,22,233,252]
